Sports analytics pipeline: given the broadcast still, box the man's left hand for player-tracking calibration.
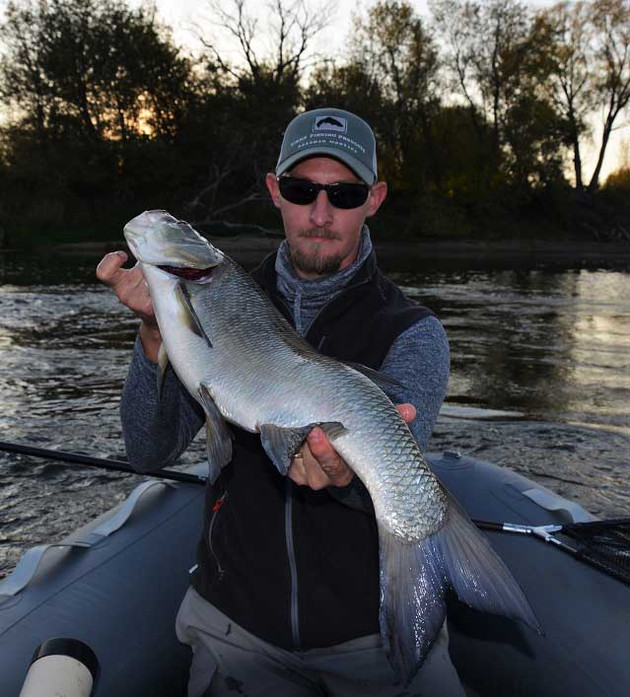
[288,403,417,490]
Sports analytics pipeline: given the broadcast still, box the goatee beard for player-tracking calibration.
[291,247,344,276]
[291,228,344,276]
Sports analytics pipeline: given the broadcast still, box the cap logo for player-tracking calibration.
[314,115,347,133]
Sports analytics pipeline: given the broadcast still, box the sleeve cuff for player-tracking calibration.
[132,334,159,373]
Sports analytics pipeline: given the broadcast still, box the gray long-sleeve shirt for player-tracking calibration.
[121,228,450,471]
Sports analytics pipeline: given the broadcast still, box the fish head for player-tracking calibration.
[123,210,224,280]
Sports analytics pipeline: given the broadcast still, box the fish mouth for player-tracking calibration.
[157,265,218,282]
[123,210,224,269]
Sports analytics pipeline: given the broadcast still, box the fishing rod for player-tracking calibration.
[1,440,628,585]
[0,440,207,485]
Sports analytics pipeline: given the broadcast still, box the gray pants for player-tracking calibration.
[176,587,466,697]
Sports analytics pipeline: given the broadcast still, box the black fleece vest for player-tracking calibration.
[191,249,433,650]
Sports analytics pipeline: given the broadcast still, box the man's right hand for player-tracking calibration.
[96,251,162,362]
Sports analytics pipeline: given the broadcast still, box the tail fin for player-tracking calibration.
[378,492,541,686]
[437,493,541,632]
[378,524,447,685]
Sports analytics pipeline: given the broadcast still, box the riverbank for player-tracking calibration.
[43,234,630,270]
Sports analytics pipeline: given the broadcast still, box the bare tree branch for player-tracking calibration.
[196,0,332,86]
[588,0,630,190]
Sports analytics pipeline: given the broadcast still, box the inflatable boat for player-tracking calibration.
[1,451,628,696]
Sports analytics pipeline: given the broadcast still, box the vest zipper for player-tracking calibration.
[302,277,371,340]
[208,492,228,578]
[285,480,301,650]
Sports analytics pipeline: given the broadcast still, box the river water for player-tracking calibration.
[1,245,629,577]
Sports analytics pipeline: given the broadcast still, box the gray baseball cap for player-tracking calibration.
[275,108,378,185]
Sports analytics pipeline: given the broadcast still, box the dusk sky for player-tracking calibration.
[147,0,624,180]
[0,0,625,178]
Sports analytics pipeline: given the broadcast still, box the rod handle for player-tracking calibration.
[19,638,98,697]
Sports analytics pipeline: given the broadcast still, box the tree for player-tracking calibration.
[431,0,567,191]
[0,0,196,227]
[430,0,485,139]
[587,0,630,190]
[201,0,330,94]
[604,164,630,187]
[534,2,593,189]
[347,0,441,191]
[536,2,593,190]
[0,0,192,143]
[431,0,530,149]
[184,0,332,223]
[534,0,630,191]
[502,93,567,189]
[304,60,384,119]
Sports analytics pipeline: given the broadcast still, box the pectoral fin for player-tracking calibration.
[156,343,170,399]
[198,384,233,483]
[342,361,404,393]
[259,421,346,476]
[175,282,213,347]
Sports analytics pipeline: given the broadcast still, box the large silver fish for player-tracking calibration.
[123,210,540,684]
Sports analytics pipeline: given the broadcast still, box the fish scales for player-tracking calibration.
[124,210,541,686]
[186,255,446,540]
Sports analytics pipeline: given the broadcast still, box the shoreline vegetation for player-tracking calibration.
[9,232,628,270]
[3,190,630,255]
[2,0,630,251]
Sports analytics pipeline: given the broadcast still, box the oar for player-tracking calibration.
[0,440,207,485]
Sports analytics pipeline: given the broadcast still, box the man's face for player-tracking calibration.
[266,158,387,280]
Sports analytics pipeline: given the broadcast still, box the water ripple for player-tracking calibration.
[0,256,628,577]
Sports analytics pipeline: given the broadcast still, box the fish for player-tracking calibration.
[123,209,541,685]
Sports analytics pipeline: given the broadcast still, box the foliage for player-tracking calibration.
[534,0,630,191]
[605,165,630,188]
[0,0,196,231]
[347,1,441,192]
[0,0,192,141]
[0,0,629,245]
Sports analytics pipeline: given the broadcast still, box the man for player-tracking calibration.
[97,108,461,696]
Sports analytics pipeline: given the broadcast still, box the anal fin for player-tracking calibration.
[198,384,233,483]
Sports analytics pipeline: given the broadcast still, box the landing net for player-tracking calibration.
[560,518,630,586]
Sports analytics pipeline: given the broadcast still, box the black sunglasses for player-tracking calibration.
[277,176,370,210]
